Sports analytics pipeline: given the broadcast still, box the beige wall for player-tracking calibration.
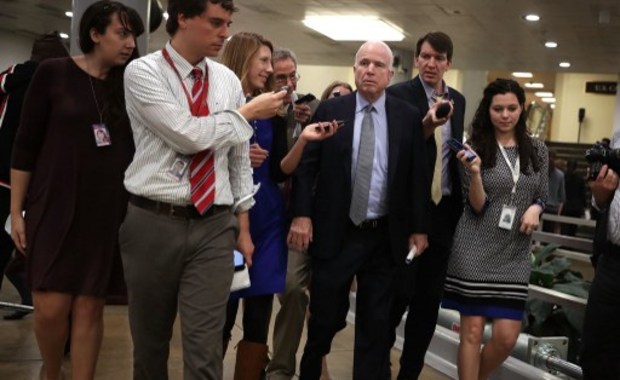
[296,65,620,145]
[0,31,34,71]
[295,65,463,100]
[551,73,619,143]
[296,64,356,99]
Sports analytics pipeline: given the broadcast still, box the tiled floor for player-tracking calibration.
[0,281,450,379]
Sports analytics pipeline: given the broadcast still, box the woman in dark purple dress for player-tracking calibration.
[9,2,143,379]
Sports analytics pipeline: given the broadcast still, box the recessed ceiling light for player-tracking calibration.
[524,14,540,22]
[524,82,544,89]
[302,16,404,41]
[541,97,556,103]
[59,33,69,39]
[163,11,169,20]
[512,72,533,78]
[535,91,554,97]
[545,41,558,48]
[550,104,556,109]
[65,11,73,18]
[559,62,571,68]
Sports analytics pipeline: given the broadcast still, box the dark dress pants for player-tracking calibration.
[581,247,620,379]
[388,197,457,379]
[299,222,395,380]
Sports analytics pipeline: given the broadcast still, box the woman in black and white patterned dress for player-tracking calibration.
[442,79,548,380]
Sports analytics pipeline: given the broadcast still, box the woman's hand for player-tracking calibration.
[236,230,255,267]
[11,212,26,255]
[299,120,341,142]
[457,144,481,175]
[249,143,269,168]
[519,204,543,235]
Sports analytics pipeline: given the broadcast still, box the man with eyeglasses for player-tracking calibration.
[267,47,322,380]
[386,31,466,379]
[271,48,318,143]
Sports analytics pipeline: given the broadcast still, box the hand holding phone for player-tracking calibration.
[314,120,345,132]
[294,93,316,104]
[447,138,476,162]
[435,102,452,118]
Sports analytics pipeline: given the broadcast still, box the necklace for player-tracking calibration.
[86,59,104,124]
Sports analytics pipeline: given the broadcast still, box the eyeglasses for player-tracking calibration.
[273,72,301,85]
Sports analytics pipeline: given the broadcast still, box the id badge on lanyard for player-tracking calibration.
[161,48,209,117]
[498,143,520,230]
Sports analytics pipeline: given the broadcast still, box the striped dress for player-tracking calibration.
[442,137,548,320]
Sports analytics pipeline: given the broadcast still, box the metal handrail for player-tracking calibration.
[544,354,583,379]
[0,301,33,312]
[528,284,587,312]
[532,230,593,253]
[540,213,596,227]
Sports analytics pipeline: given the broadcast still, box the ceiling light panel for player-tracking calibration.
[512,72,533,78]
[302,16,404,41]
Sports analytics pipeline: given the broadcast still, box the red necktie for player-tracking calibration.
[188,68,216,214]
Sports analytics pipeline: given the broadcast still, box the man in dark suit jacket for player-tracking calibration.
[289,40,430,380]
[386,31,466,379]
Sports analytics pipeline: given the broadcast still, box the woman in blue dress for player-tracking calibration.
[221,32,338,378]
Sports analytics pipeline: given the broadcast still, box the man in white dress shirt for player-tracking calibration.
[120,1,286,379]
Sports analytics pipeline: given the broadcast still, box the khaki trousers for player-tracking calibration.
[267,249,312,379]
[120,203,238,380]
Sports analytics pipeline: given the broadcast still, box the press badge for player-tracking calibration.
[167,155,190,181]
[92,123,111,147]
[498,204,517,230]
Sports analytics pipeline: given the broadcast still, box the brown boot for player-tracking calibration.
[234,340,269,380]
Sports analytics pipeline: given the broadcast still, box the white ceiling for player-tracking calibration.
[2,0,619,75]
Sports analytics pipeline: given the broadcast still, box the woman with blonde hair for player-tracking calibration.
[221,32,338,379]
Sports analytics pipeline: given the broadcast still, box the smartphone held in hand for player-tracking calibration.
[447,138,476,162]
[294,93,316,104]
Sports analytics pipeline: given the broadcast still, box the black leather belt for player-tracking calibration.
[129,194,230,219]
[353,216,388,230]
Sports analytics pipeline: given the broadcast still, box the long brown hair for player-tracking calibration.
[220,32,273,96]
[469,78,541,174]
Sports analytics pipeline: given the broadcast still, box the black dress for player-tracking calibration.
[11,57,134,297]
